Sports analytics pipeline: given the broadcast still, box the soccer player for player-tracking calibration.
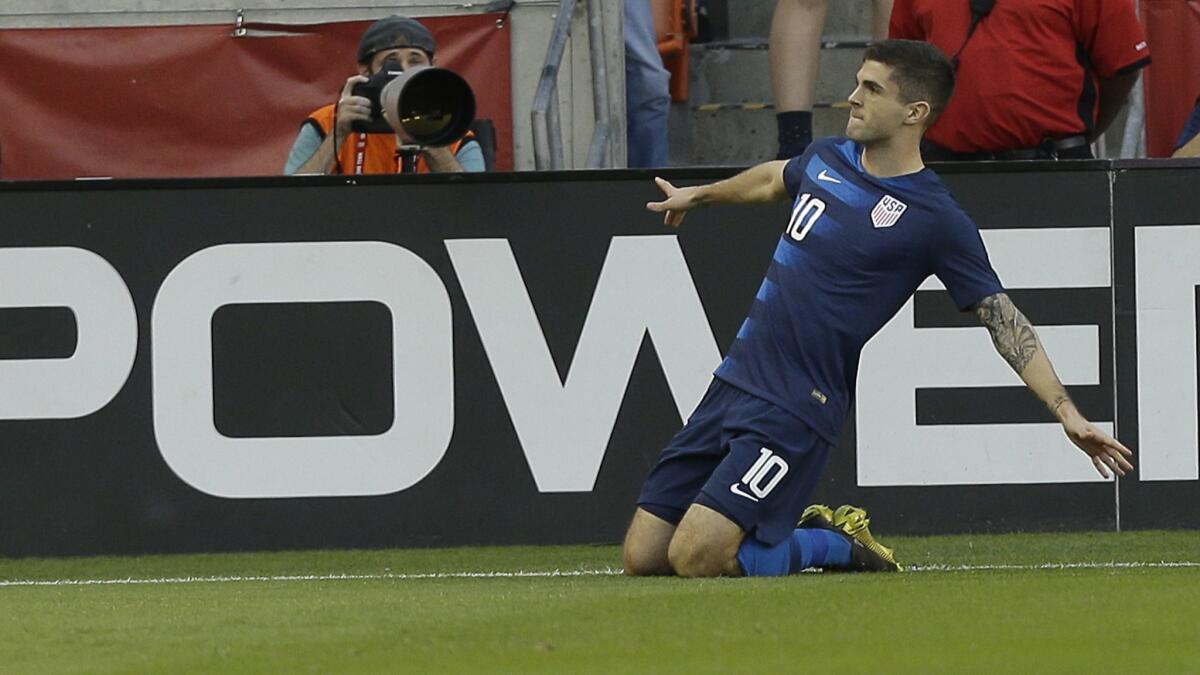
[622,40,1134,579]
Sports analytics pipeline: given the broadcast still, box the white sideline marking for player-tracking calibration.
[1,561,1197,588]
[905,561,1200,573]
[0,568,625,588]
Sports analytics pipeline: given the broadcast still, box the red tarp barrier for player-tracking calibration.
[0,14,512,179]
[1140,0,1200,157]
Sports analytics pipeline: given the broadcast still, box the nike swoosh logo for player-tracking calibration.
[817,170,842,184]
[729,483,760,502]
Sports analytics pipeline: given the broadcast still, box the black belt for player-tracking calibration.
[922,135,1094,161]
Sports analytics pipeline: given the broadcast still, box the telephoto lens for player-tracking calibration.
[380,66,476,147]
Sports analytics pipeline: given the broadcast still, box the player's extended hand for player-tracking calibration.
[1062,415,1134,479]
[646,177,701,228]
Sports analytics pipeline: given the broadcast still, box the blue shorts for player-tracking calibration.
[636,378,833,546]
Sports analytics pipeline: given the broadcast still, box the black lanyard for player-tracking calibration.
[951,0,998,70]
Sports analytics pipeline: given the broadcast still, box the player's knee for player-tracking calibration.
[622,510,675,576]
[666,539,703,577]
[667,504,745,577]
[667,536,731,578]
[623,539,671,576]
[622,528,671,576]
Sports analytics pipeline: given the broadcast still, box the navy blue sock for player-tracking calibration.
[776,110,813,160]
[737,528,853,576]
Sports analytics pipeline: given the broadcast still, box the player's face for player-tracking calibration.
[845,61,911,143]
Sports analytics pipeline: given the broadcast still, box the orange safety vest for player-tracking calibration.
[306,104,473,175]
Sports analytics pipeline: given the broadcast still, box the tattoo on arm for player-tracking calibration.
[974,293,1040,373]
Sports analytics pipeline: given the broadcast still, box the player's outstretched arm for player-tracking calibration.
[646,160,790,227]
[973,292,1134,478]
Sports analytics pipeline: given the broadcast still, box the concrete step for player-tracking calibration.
[689,40,867,105]
[688,103,850,165]
[727,0,878,40]
[683,102,1134,166]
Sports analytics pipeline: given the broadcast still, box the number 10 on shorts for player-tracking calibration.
[730,448,790,502]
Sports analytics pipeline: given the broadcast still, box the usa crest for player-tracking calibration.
[871,195,907,228]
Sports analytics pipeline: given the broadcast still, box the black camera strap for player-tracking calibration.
[329,99,366,175]
[331,100,343,174]
[950,0,997,70]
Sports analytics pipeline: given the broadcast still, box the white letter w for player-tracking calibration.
[446,236,721,492]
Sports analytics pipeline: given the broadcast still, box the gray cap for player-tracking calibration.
[357,15,436,64]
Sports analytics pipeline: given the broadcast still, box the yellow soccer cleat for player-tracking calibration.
[832,504,901,572]
[797,503,835,530]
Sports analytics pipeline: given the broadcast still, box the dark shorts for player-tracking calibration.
[636,378,833,546]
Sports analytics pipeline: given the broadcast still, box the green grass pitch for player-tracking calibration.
[2,530,1198,674]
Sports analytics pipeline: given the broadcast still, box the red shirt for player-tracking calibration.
[890,0,1151,153]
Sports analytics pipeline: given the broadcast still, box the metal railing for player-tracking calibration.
[531,0,613,169]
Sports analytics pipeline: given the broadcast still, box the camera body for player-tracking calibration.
[351,57,405,134]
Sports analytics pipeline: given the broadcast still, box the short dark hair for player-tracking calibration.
[863,40,955,121]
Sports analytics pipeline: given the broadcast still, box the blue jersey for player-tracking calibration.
[713,137,1004,444]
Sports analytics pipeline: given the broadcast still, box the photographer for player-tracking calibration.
[284,16,484,175]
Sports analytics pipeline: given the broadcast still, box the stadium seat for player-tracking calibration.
[468,118,498,171]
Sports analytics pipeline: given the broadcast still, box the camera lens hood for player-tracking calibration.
[381,66,476,147]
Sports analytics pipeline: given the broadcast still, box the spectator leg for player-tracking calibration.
[769,0,828,158]
[871,0,895,40]
[625,0,672,168]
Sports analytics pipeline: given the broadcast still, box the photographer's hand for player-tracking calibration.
[335,75,372,138]
[295,75,372,175]
[421,146,465,173]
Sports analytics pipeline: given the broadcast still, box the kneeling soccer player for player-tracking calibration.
[622,40,1133,578]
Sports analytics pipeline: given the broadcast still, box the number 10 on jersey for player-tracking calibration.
[787,193,827,242]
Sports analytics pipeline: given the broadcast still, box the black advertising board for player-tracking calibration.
[0,161,1192,557]
[1113,162,1200,529]
[0,173,777,557]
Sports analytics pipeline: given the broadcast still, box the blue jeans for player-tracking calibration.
[1176,100,1200,151]
[625,0,671,168]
